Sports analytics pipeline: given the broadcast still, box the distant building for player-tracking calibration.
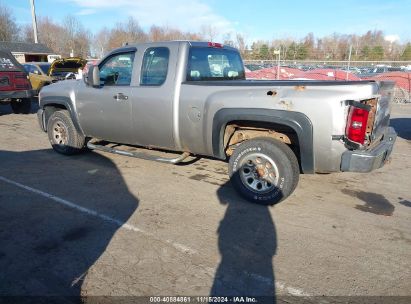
[0,42,60,63]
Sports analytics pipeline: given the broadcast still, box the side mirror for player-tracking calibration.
[87,65,100,88]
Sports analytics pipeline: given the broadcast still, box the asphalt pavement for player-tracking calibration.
[0,102,410,301]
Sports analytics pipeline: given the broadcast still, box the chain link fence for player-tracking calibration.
[244,60,411,103]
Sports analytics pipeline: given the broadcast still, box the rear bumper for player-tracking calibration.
[0,90,35,101]
[341,127,397,173]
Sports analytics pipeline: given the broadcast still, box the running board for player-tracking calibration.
[87,142,191,164]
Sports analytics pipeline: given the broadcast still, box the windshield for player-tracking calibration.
[39,64,51,74]
[187,47,245,81]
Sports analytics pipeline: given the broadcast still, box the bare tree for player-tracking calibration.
[93,27,110,58]
[200,25,218,42]
[106,17,147,49]
[20,24,34,43]
[0,3,19,41]
[148,25,165,42]
[38,17,66,54]
[4,2,410,62]
[235,33,247,57]
[61,15,91,57]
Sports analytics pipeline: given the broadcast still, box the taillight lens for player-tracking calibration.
[345,106,369,145]
[13,72,32,90]
[208,42,223,48]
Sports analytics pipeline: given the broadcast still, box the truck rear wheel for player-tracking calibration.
[228,137,300,205]
[11,98,31,114]
[47,110,85,155]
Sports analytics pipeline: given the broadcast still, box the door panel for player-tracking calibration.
[130,46,176,150]
[77,85,134,143]
[76,51,135,144]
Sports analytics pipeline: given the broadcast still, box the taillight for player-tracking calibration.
[345,106,369,145]
[13,72,32,90]
[208,42,223,48]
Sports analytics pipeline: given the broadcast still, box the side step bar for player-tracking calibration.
[87,141,191,164]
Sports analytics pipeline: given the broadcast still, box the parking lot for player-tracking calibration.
[0,102,410,299]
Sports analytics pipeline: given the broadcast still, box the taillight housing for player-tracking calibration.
[345,106,369,145]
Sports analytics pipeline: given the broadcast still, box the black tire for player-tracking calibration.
[11,98,31,114]
[46,110,85,155]
[228,137,300,205]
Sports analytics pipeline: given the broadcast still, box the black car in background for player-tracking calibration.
[0,50,34,114]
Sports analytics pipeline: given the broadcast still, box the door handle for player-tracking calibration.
[113,93,128,101]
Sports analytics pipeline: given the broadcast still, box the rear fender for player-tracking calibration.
[212,108,314,173]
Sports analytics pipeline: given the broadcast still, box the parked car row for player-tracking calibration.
[245,63,409,77]
[23,57,87,93]
[0,50,88,114]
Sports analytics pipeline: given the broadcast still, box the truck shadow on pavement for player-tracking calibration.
[390,118,411,140]
[0,149,138,299]
[211,179,277,301]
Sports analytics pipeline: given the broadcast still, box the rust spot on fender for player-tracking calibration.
[279,100,293,111]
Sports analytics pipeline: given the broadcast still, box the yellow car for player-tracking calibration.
[23,57,87,93]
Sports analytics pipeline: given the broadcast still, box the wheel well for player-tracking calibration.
[223,121,301,167]
[43,104,67,128]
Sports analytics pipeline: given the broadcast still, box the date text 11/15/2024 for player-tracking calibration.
[149,296,259,303]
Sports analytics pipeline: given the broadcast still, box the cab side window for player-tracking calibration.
[99,52,135,86]
[140,47,170,86]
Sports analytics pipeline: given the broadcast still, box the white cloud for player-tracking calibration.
[76,9,97,16]
[67,0,235,38]
[384,34,400,43]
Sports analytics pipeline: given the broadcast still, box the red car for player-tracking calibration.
[0,50,34,114]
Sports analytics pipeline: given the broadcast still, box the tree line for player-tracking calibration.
[244,31,411,61]
[1,3,410,61]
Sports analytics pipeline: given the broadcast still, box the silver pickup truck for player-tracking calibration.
[37,41,397,204]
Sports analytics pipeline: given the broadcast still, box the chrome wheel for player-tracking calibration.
[52,121,68,145]
[239,153,280,194]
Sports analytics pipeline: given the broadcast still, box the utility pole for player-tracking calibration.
[274,48,281,80]
[346,45,352,81]
[29,0,39,43]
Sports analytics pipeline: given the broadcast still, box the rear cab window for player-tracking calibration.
[140,47,170,86]
[0,51,23,72]
[187,46,245,81]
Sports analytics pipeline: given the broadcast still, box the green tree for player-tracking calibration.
[286,42,297,60]
[250,42,260,60]
[401,43,411,60]
[286,43,308,60]
[296,44,308,60]
[361,46,370,60]
[370,45,384,60]
[259,44,269,59]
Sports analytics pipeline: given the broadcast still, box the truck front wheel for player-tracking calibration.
[228,138,300,205]
[47,110,85,155]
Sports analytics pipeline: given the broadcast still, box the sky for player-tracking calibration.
[5,0,411,43]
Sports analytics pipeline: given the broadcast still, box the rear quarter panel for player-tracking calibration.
[179,81,379,172]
